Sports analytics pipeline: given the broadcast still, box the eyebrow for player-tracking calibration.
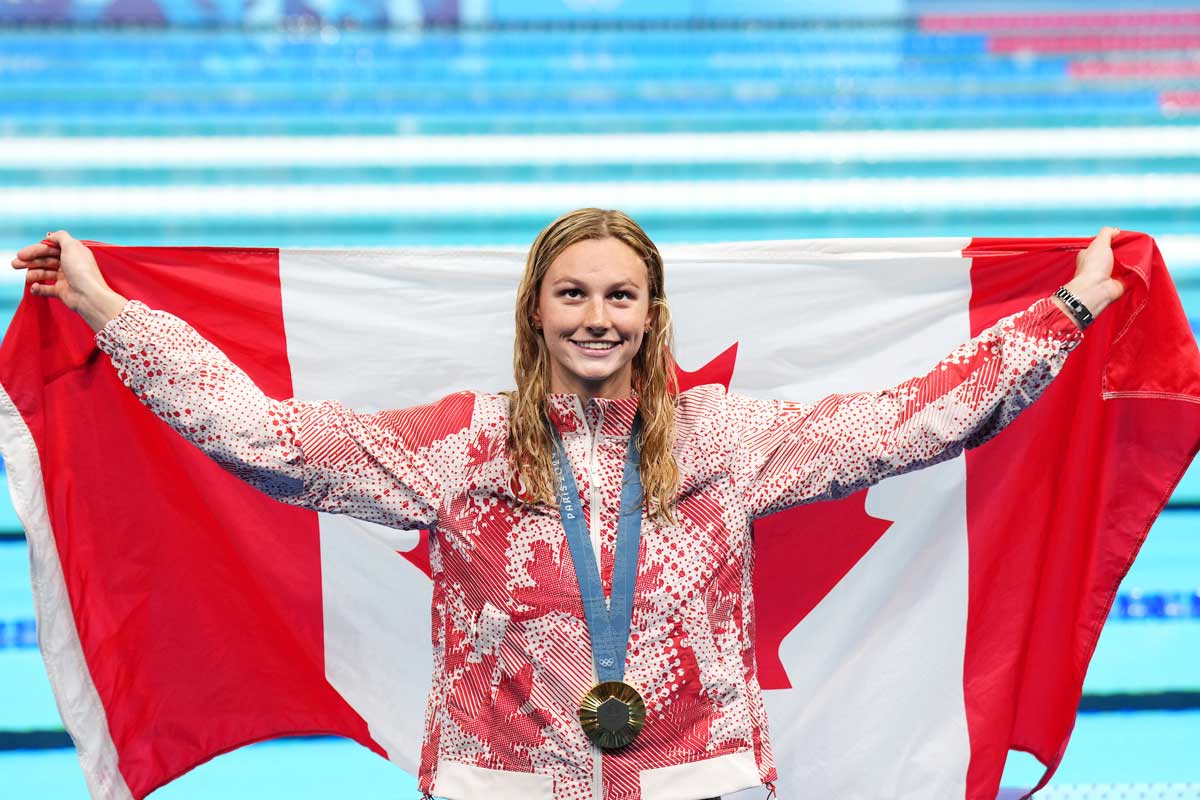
[551,278,641,290]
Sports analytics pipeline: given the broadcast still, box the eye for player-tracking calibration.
[611,290,633,301]
[561,288,583,299]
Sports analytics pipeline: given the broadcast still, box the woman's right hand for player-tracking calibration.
[11,230,129,332]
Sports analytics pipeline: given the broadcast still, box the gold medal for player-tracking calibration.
[578,680,646,750]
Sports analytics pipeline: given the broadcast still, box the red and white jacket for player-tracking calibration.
[95,295,1083,800]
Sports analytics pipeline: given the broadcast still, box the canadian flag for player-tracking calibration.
[0,234,1197,800]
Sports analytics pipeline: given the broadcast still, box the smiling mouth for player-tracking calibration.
[570,340,620,351]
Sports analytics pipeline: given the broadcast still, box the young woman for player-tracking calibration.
[12,210,1122,800]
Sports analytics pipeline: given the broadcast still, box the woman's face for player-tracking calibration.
[532,237,653,401]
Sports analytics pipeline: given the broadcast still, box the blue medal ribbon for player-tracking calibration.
[547,413,644,684]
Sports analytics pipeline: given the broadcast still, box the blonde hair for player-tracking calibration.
[503,207,681,526]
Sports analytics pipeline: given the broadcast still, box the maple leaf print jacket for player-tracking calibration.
[94,296,1084,800]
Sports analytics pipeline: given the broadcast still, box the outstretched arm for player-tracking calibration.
[94,300,475,528]
[727,227,1124,520]
[13,231,475,530]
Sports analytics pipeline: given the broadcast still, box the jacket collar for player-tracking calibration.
[546,390,640,438]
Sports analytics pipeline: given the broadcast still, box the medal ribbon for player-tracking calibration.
[547,413,644,684]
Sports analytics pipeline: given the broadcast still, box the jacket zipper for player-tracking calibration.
[587,402,606,578]
[587,402,605,800]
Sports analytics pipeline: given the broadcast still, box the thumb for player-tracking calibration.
[43,230,73,248]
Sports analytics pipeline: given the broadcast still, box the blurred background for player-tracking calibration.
[1,0,1198,797]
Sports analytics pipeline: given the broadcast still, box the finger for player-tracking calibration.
[15,244,58,262]
[29,283,61,299]
[11,255,60,270]
[42,231,76,256]
[15,242,61,262]
[25,268,58,283]
[1096,226,1120,242]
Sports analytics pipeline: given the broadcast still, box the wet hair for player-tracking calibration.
[503,207,680,525]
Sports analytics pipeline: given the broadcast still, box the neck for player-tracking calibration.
[549,366,634,406]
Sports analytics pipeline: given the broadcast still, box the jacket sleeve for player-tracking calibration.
[726,296,1085,520]
[94,299,475,530]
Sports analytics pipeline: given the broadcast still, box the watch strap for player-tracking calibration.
[1054,286,1094,330]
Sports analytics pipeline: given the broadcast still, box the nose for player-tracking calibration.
[582,296,610,331]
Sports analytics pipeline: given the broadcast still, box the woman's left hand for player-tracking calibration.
[1058,226,1126,323]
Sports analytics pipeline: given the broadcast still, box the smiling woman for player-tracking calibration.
[507,209,682,530]
[10,211,1122,800]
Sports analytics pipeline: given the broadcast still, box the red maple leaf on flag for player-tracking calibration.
[672,345,894,691]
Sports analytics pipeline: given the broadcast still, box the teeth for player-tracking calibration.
[575,341,617,350]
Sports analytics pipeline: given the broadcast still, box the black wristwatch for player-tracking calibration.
[1054,286,1094,331]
